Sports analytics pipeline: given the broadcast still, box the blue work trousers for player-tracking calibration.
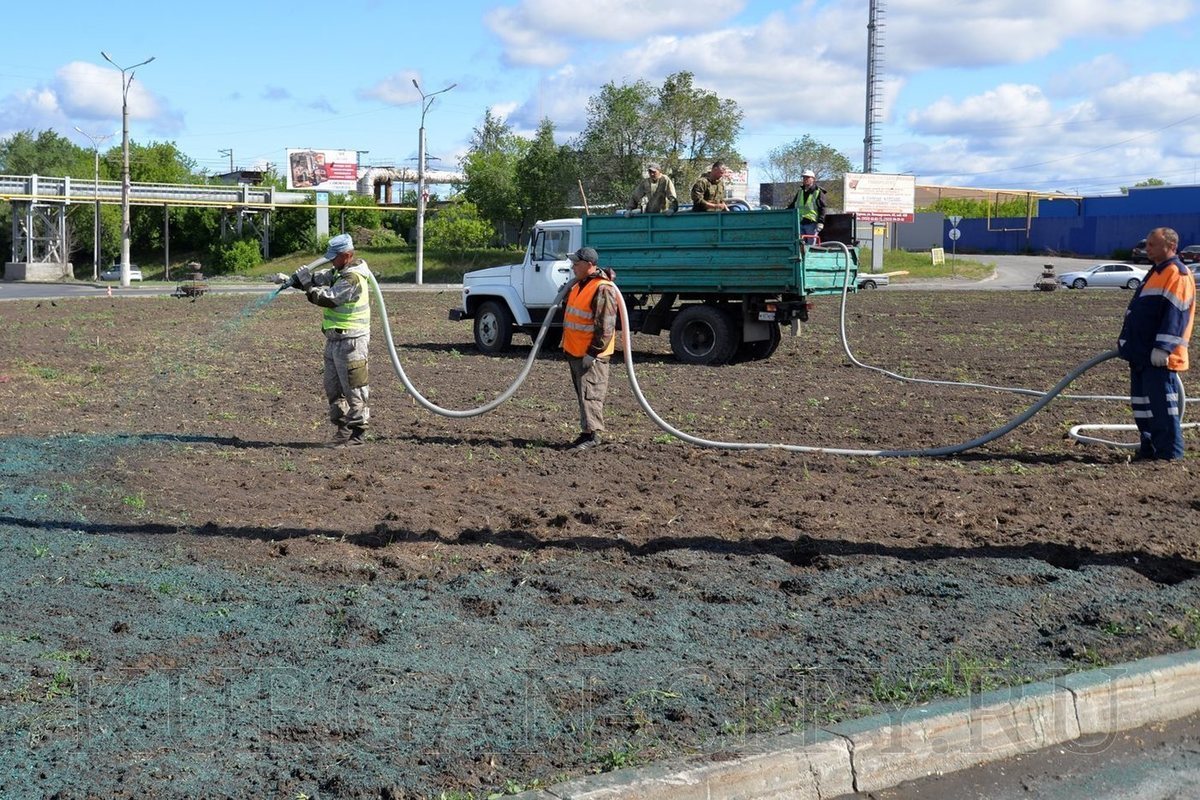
[1130,364,1184,460]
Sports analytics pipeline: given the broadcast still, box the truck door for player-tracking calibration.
[524,226,573,307]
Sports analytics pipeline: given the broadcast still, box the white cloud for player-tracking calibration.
[0,60,181,140]
[485,0,746,67]
[360,71,423,105]
[907,84,1055,136]
[58,61,166,122]
[885,0,1192,71]
[1045,54,1129,99]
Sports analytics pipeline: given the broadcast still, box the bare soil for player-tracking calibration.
[1,287,1198,799]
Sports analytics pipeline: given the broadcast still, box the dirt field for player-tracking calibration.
[1,286,1198,799]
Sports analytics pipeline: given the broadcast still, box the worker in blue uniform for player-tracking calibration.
[1117,227,1196,460]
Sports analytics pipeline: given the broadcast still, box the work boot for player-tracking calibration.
[343,428,367,447]
[329,425,352,447]
[569,432,599,451]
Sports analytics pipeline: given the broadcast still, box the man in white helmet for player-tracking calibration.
[786,169,827,239]
[277,233,374,447]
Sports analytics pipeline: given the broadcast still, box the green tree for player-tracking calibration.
[571,72,743,210]
[651,71,743,181]
[762,135,854,210]
[516,118,570,232]
[571,80,656,207]
[1120,178,1167,195]
[460,110,527,242]
[0,129,90,177]
[425,201,495,252]
[917,196,1034,219]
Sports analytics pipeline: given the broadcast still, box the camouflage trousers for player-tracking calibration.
[324,334,370,432]
[567,355,610,434]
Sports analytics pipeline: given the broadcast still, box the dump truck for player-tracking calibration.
[448,210,858,365]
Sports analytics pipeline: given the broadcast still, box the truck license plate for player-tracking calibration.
[757,312,776,321]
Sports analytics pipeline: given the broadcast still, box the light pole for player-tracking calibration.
[412,79,455,285]
[101,51,155,288]
[74,126,113,281]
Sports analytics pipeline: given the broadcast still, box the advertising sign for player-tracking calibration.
[286,148,359,192]
[842,172,916,222]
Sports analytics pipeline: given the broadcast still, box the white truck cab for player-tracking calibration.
[450,218,581,353]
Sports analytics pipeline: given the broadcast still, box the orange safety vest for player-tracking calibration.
[562,274,616,358]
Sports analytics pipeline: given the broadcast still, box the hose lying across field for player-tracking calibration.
[364,253,1190,456]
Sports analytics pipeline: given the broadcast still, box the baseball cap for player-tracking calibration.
[567,247,599,264]
[324,233,354,260]
[647,162,662,173]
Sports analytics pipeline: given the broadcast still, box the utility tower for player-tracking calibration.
[864,0,885,173]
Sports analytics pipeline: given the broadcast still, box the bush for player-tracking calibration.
[208,238,263,274]
[351,226,405,248]
[424,202,495,252]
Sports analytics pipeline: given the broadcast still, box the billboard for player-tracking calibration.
[286,148,359,192]
[843,172,916,222]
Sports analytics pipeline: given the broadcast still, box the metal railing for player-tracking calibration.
[0,174,308,207]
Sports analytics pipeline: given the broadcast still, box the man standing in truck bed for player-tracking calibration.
[628,163,677,214]
[690,161,730,212]
[562,247,618,451]
[787,169,827,239]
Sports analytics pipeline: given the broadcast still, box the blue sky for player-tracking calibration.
[1,0,1198,199]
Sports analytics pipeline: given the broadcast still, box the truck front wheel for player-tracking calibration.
[669,305,738,365]
[474,300,514,354]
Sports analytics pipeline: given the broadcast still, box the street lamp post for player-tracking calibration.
[74,126,113,282]
[101,51,155,288]
[412,79,455,285]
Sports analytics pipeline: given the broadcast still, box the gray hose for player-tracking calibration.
[613,246,1120,456]
[368,272,571,418]
[363,253,1127,457]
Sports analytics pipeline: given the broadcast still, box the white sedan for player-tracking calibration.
[1059,263,1147,290]
[99,264,143,281]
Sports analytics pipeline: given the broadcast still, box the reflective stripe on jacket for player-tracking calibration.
[322,269,371,332]
[1118,256,1195,371]
[563,275,616,358]
[797,188,820,222]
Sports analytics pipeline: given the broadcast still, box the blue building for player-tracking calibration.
[947,184,1200,257]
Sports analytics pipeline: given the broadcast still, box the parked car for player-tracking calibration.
[1178,245,1200,265]
[1130,239,1149,264]
[1059,262,1147,290]
[99,264,143,281]
[857,273,889,290]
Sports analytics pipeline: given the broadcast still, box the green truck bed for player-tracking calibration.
[582,209,857,295]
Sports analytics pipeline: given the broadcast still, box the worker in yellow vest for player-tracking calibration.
[562,247,618,450]
[279,233,373,447]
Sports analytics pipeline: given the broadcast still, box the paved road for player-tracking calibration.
[838,712,1200,800]
[894,253,1114,292]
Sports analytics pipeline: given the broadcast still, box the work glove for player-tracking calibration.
[1151,348,1170,368]
[271,272,290,285]
[816,223,824,233]
[582,355,597,371]
[292,265,314,290]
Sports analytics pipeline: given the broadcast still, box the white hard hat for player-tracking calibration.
[801,169,816,178]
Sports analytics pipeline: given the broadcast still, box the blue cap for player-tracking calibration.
[324,233,354,260]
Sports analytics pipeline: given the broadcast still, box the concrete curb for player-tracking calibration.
[511,648,1200,800]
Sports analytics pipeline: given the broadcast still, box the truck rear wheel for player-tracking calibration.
[736,324,781,361]
[669,305,738,365]
[474,300,514,354]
